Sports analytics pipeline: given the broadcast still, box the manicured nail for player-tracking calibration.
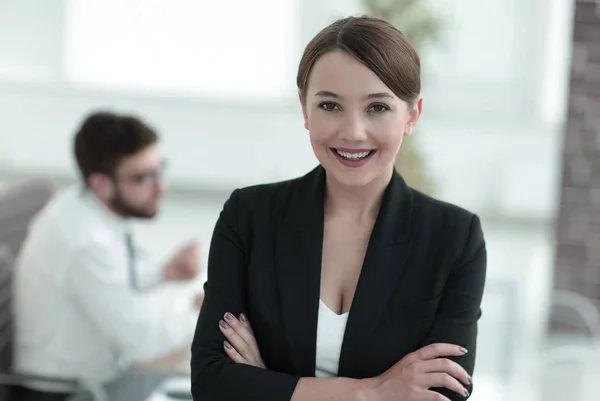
[467,375,472,385]
[224,340,232,349]
[459,346,468,354]
[240,313,247,322]
[225,312,234,320]
[219,320,229,329]
[464,387,470,397]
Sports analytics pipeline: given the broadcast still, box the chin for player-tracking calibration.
[325,167,381,188]
[134,206,159,219]
[145,208,159,218]
[326,164,396,191]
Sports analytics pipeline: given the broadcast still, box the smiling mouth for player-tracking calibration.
[331,148,376,160]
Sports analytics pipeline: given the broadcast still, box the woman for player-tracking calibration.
[191,15,486,401]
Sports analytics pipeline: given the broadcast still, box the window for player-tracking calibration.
[64,0,298,100]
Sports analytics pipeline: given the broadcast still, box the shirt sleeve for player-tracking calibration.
[66,243,198,363]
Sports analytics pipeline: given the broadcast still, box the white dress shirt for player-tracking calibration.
[13,186,198,390]
[314,300,349,378]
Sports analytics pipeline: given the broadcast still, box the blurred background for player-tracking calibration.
[0,0,599,400]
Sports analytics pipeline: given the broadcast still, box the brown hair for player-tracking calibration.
[297,15,421,106]
[73,110,158,185]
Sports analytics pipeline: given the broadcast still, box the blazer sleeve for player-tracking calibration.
[419,214,487,400]
[191,189,301,401]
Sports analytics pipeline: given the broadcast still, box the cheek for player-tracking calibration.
[307,113,338,144]
[369,118,404,151]
[138,188,158,203]
[118,187,137,203]
[121,187,149,204]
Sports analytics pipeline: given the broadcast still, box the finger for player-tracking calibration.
[421,373,468,398]
[182,250,198,263]
[424,390,451,401]
[184,263,199,276]
[415,343,468,361]
[218,319,250,359]
[178,243,197,257]
[421,358,471,386]
[224,312,259,349]
[239,313,255,334]
[223,340,246,364]
[195,294,204,308]
[185,242,199,252]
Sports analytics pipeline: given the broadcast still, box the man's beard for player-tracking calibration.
[109,192,156,219]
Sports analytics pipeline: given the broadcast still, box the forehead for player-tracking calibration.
[118,144,162,172]
[307,50,393,97]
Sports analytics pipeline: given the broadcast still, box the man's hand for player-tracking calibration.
[163,242,200,282]
[193,293,204,310]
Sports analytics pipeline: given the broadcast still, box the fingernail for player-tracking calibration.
[219,320,229,329]
[224,340,232,349]
[468,375,472,385]
[459,346,468,354]
[240,313,247,322]
[225,312,234,320]
[464,387,470,397]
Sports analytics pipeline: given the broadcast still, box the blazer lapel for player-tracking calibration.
[275,167,325,376]
[338,171,414,378]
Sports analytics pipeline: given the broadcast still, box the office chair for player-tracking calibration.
[542,290,600,401]
[0,180,106,401]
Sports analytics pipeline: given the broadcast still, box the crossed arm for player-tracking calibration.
[191,191,486,401]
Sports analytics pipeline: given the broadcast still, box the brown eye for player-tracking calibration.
[369,103,389,113]
[319,102,339,111]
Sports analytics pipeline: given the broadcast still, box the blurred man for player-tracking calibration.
[12,111,202,401]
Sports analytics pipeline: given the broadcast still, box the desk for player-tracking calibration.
[63,369,187,401]
[104,369,186,401]
[145,377,192,401]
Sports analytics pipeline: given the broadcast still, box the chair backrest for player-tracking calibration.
[542,290,600,401]
[0,179,56,375]
[0,179,57,257]
[0,247,13,376]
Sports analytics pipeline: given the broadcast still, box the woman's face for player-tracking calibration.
[300,50,422,188]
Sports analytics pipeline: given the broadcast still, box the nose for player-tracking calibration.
[338,112,368,142]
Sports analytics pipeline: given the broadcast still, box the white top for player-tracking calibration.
[314,300,349,378]
[13,186,198,390]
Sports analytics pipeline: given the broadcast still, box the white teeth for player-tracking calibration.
[335,149,372,160]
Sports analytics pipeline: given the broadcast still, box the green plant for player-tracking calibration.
[361,0,444,195]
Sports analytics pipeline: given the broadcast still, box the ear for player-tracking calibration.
[404,97,423,136]
[88,173,114,203]
[298,90,309,130]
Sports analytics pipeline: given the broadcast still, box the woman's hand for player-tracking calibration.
[365,343,472,400]
[218,312,266,369]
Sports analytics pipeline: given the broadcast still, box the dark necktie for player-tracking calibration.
[125,231,139,291]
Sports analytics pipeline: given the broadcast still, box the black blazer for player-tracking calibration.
[191,166,487,401]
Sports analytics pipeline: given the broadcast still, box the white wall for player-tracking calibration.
[0,0,571,222]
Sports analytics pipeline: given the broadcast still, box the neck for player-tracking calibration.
[324,167,393,222]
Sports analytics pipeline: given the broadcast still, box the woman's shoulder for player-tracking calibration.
[409,187,481,234]
[408,188,485,264]
[224,166,321,219]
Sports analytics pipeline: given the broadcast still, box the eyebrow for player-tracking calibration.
[314,90,395,100]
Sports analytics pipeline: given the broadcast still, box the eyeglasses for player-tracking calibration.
[113,161,167,186]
